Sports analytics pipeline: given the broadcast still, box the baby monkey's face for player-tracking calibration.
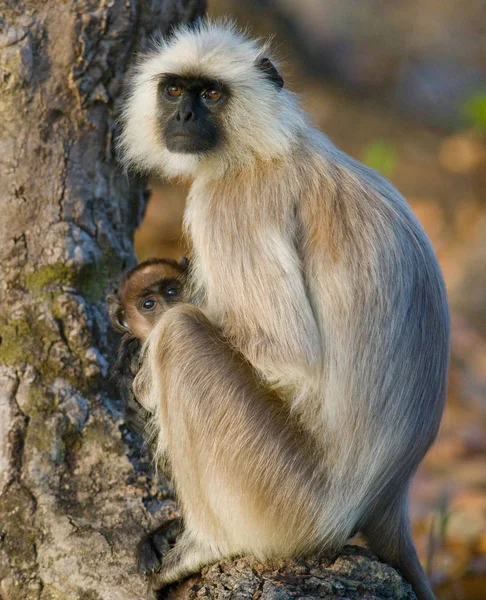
[125,265,184,340]
[108,258,188,341]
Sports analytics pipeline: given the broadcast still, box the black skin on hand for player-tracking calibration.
[137,518,182,576]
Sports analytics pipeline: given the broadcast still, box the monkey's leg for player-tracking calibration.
[148,531,224,591]
[137,518,182,575]
[363,497,435,600]
[136,304,322,587]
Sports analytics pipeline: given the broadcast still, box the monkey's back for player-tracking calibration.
[299,138,449,535]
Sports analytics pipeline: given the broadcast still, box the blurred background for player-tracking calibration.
[135,2,486,597]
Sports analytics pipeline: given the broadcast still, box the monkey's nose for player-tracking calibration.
[176,108,195,122]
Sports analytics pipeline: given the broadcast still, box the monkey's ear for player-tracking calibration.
[178,256,190,272]
[107,295,129,333]
[256,57,284,91]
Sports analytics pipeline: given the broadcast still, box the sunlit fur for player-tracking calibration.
[125,20,450,600]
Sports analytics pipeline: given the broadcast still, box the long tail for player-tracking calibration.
[362,496,436,600]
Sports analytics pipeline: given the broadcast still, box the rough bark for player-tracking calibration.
[0,1,204,598]
[165,547,417,600]
[0,2,417,599]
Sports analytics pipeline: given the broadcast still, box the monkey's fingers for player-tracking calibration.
[136,519,183,575]
[137,537,164,575]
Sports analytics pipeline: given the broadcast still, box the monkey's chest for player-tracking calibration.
[196,230,276,316]
[191,205,284,305]
[190,210,314,359]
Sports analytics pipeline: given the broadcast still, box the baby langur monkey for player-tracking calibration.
[107,257,188,440]
[108,257,189,576]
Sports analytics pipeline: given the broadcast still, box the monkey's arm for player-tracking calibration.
[133,303,323,587]
[214,233,323,386]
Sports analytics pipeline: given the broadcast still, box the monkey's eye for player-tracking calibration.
[167,85,182,98]
[141,299,157,311]
[165,286,180,298]
[203,89,222,102]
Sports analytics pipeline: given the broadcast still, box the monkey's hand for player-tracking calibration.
[136,518,182,575]
[111,334,154,437]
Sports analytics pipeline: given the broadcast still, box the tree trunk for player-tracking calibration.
[0,2,418,599]
[0,2,204,598]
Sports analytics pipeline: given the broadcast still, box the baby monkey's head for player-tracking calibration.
[107,257,189,341]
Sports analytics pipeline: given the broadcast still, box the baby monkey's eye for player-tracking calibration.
[165,287,180,298]
[141,299,157,311]
[203,89,222,102]
[167,85,182,98]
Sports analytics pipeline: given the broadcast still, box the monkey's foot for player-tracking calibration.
[147,533,223,592]
[136,518,182,575]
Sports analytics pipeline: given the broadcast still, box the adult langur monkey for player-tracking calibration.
[120,20,449,600]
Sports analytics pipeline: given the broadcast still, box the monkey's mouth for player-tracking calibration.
[164,120,220,154]
[165,132,219,154]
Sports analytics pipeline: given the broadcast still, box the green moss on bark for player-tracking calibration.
[23,264,75,291]
[0,313,81,388]
[22,252,121,303]
[0,484,37,577]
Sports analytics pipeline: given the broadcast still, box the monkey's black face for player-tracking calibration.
[158,75,228,154]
